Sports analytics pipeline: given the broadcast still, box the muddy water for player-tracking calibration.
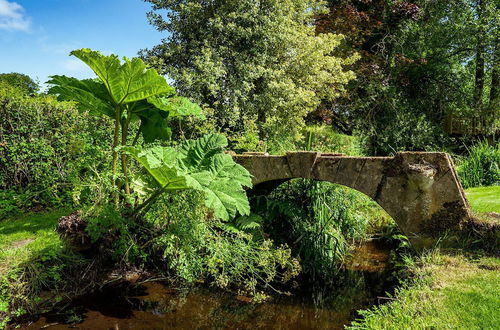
[21,240,394,330]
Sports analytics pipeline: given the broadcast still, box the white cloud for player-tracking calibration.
[62,58,92,73]
[0,0,31,31]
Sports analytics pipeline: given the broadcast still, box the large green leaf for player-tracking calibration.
[70,49,175,105]
[136,108,172,143]
[122,134,252,220]
[193,152,252,219]
[179,134,229,169]
[47,75,114,118]
[120,146,189,191]
[129,96,202,143]
[148,96,204,118]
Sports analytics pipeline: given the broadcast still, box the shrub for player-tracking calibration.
[0,82,110,215]
[303,125,364,156]
[143,191,301,298]
[255,180,370,284]
[458,141,500,188]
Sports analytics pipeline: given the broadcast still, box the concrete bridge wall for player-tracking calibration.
[234,152,471,247]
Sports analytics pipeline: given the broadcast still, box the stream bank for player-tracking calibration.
[15,240,398,329]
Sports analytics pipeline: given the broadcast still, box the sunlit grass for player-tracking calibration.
[0,209,70,274]
[350,186,500,329]
[465,186,500,214]
[349,253,500,329]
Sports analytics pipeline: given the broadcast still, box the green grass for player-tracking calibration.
[349,253,500,329]
[350,186,500,329]
[0,209,70,270]
[465,186,500,214]
[0,209,74,327]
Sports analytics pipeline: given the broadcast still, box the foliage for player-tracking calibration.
[303,125,364,155]
[0,73,39,95]
[84,206,146,263]
[0,190,22,220]
[142,0,357,148]
[362,106,451,155]
[48,48,204,203]
[318,0,499,155]
[123,133,252,220]
[0,82,110,215]
[458,140,500,188]
[143,191,301,297]
[254,180,370,284]
[48,49,251,223]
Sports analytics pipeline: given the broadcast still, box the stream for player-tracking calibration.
[19,240,396,329]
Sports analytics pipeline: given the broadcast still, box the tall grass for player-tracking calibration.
[457,141,500,189]
[255,180,370,285]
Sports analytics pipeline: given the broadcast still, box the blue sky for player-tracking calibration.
[0,0,166,88]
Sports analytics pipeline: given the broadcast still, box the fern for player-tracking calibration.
[235,214,263,231]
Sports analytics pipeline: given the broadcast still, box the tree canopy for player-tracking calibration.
[318,0,499,154]
[141,0,357,150]
[0,73,39,95]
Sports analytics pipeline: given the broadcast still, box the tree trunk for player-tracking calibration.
[474,0,486,110]
[489,38,499,106]
[121,114,131,197]
[112,109,121,205]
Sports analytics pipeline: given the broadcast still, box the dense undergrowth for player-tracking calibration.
[457,140,500,189]
[0,82,110,220]
[0,77,395,326]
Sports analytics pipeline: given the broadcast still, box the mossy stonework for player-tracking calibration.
[234,152,471,247]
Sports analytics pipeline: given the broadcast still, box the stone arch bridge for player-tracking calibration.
[234,152,471,247]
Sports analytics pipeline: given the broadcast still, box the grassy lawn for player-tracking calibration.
[350,186,500,329]
[0,209,70,271]
[349,253,500,329]
[465,186,500,214]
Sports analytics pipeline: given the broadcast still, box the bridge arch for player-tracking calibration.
[234,152,471,247]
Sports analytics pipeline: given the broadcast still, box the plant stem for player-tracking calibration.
[112,107,121,205]
[132,129,141,146]
[133,185,175,218]
[121,111,131,197]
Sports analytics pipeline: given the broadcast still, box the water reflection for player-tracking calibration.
[21,240,394,330]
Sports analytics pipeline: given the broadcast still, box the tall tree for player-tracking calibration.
[490,39,499,107]
[141,0,356,149]
[318,0,498,154]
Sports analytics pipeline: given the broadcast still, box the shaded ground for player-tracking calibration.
[0,209,71,274]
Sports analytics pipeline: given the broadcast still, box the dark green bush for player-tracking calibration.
[360,105,452,156]
[0,82,110,216]
[458,141,500,188]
